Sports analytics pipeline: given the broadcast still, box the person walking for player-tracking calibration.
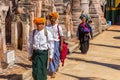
[46,12,64,78]
[87,19,93,39]
[28,17,54,80]
[77,14,91,54]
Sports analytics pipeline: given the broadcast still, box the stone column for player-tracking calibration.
[72,0,81,32]
[31,0,43,29]
[36,0,42,17]
[11,22,18,50]
[64,1,73,38]
[97,0,107,32]
[51,0,57,12]
[89,0,107,35]
[9,1,12,13]
[0,2,9,66]
[22,21,30,51]
[30,11,35,32]
[80,0,89,14]
[55,0,66,37]
[0,19,2,67]
[65,15,74,38]
[1,20,7,58]
[89,0,100,34]
[65,14,70,38]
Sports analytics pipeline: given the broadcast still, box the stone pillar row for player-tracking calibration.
[11,0,52,51]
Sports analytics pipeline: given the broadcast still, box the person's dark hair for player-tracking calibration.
[79,14,86,20]
[88,20,92,23]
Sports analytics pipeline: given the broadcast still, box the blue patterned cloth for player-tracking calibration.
[48,41,60,72]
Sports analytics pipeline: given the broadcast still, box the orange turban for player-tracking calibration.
[34,18,46,24]
[49,12,59,19]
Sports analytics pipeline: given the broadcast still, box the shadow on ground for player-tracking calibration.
[72,51,80,54]
[67,57,120,70]
[15,63,32,69]
[113,36,120,39]
[107,30,120,32]
[90,43,120,49]
[62,73,106,80]
[0,74,22,80]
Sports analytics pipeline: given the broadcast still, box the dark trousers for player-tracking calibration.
[80,39,89,53]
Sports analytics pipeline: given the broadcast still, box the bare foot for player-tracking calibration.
[51,72,55,78]
[56,65,60,72]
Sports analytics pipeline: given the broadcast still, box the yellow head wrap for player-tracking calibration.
[49,12,59,19]
[34,18,46,24]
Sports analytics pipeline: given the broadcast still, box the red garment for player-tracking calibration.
[60,42,68,66]
[57,24,68,66]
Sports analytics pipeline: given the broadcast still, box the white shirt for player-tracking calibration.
[28,28,54,58]
[46,24,64,41]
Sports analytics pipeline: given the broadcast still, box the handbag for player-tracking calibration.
[57,24,68,66]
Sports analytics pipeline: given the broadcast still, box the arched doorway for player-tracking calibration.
[5,9,11,44]
[17,22,23,50]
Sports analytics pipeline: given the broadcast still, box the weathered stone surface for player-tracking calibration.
[89,0,107,33]
[80,0,89,14]
[72,0,81,30]
[6,50,15,67]
[0,0,9,68]
[0,26,2,68]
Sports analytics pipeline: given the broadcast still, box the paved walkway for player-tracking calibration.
[0,25,120,80]
[48,25,120,80]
